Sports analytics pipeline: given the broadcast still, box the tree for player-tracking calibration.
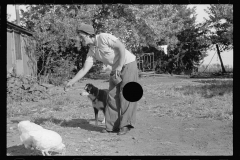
[168,5,210,73]
[123,5,185,49]
[173,24,210,73]
[19,4,213,81]
[144,5,210,74]
[89,4,187,52]
[19,5,98,83]
[204,4,233,73]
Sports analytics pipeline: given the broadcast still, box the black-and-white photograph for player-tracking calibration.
[6,4,233,156]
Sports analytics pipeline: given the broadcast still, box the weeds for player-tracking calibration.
[7,75,233,124]
[174,80,232,98]
[198,64,233,73]
[144,78,233,121]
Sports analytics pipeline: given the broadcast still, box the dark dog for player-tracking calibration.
[80,83,108,126]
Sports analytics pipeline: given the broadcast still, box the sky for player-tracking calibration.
[7,5,26,21]
[7,4,233,67]
[187,4,210,23]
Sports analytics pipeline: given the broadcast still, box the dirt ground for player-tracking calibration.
[7,75,233,156]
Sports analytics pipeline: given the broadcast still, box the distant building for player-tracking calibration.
[7,21,37,76]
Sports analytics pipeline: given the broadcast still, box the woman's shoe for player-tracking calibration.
[101,129,110,133]
[101,128,119,133]
[117,126,130,135]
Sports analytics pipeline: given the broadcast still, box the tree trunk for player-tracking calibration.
[43,56,51,76]
[43,56,51,83]
[216,44,226,73]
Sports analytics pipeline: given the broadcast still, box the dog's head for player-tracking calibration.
[80,83,98,96]
[84,83,95,94]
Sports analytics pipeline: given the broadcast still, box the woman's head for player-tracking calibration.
[76,23,96,46]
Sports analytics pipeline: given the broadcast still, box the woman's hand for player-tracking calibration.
[65,80,74,88]
[64,80,74,92]
[115,66,122,78]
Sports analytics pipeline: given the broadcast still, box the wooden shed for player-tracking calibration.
[7,21,37,77]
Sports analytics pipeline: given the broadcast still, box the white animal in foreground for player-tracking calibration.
[18,120,66,156]
[18,120,44,150]
[29,129,66,156]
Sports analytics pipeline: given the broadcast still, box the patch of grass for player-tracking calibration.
[7,104,19,117]
[7,92,90,118]
[142,79,232,121]
[52,105,64,111]
[174,80,232,99]
[150,94,232,121]
[198,64,233,73]
[28,97,94,129]
[85,73,110,80]
[7,103,33,117]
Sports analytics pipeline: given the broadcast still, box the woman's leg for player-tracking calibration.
[104,61,139,133]
[104,73,121,132]
[118,61,139,130]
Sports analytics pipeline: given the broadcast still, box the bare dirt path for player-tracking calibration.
[7,76,233,156]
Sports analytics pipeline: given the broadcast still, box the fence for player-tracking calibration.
[137,53,155,72]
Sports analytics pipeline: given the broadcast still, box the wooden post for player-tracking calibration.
[216,44,226,73]
[152,52,155,76]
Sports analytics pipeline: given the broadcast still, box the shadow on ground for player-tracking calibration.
[7,144,61,156]
[33,117,104,132]
[7,144,42,156]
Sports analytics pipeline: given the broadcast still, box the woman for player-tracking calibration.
[66,23,139,135]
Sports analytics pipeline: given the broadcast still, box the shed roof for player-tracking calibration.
[7,21,33,36]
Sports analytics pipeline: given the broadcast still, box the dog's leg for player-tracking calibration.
[102,110,105,124]
[93,107,99,126]
[102,117,105,124]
